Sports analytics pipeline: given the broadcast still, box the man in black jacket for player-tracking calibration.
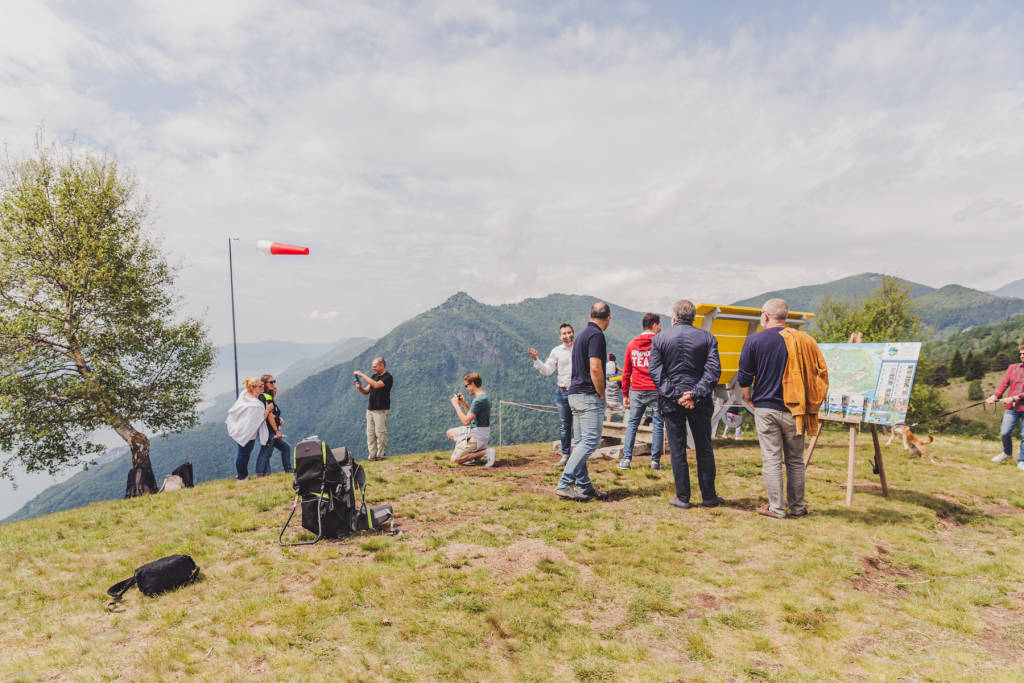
[649,299,723,509]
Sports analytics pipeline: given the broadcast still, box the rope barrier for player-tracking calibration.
[908,401,989,429]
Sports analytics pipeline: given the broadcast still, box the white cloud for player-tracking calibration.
[1,1,1023,342]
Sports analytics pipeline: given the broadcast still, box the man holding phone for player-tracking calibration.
[446,372,494,467]
[354,357,393,461]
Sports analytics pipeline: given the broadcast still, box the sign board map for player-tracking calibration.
[818,342,921,425]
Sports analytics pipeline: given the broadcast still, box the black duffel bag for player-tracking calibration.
[107,554,200,606]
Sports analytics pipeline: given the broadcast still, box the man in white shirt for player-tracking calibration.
[529,322,575,467]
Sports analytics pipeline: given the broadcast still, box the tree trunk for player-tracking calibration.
[114,424,152,470]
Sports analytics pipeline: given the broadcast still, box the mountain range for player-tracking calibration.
[732,273,1024,337]
[989,278,1024,299]
[8,272,1024,522]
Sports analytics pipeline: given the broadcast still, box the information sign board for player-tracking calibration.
[817,342,921,425]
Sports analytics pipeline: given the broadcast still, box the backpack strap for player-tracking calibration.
[106,575,137,607]
[353,463,372,528]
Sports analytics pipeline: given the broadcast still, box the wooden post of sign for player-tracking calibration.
[870,423,888,496]
[803,421,825,466]
[808,415,888,505]
[845,424,857,505]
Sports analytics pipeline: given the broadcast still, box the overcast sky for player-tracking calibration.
[2,0,1023,346]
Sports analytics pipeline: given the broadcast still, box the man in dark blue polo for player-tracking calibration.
[649,299,723,509]
[556,301,612,501]
[738,298,808,519]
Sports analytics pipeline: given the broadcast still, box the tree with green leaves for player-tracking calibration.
[949,349,965,377]
[0,138,214,483]
[814,275,923,343]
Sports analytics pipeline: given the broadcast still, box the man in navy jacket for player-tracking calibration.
[649,299,724,509]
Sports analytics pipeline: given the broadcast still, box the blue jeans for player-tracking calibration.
[622,389,664,463]
[1000,410,1024,462]
[236,439,256,479]
[556,388,573,456]
[558,393,605,490]
[255,436,293,474]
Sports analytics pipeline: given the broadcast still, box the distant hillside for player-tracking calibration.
[926,312,1024,363]
[5,293,658,522]
[990,278,1024,299]
[199,336,375,423]
[731,273,934,312]
[276,336,375,387]
[914,285,1024,337]
[203,339,340,403]
[734,272,1024,337]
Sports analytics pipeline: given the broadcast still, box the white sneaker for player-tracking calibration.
[484,448,496,467]
[1017,461,1024,472]
[992,452,1010,463]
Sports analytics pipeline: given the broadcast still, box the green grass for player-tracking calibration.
[3,433,1024,680]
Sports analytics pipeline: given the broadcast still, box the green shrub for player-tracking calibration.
[967,380,984,401]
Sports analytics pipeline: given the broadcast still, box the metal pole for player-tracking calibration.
[498,399,503,458]
[228,238,240,397]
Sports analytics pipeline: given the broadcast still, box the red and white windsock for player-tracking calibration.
[256,240,309,255]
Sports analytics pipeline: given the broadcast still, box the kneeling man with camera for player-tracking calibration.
[447,372,495,467]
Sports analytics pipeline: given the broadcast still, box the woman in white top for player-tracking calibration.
[226,377,273,480]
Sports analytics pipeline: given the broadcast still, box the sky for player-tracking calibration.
[1,0,1023,350]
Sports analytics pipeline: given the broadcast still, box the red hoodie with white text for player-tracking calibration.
[621,331,657,398]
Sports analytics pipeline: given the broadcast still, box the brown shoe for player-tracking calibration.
[757,503,784,519]
[789,507,809,518]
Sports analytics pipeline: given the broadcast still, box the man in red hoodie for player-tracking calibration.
[618,313,666,469]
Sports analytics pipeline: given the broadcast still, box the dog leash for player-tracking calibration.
[907,401,988,429]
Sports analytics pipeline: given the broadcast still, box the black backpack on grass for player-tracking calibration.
[279,436,398,545]
[171,462,194,488]
[279,436,361,545]
[107,554,200,607]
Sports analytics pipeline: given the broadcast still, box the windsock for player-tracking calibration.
[256,240,309,255]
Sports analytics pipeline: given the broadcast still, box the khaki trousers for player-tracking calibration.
[753,407,807,517]
[366,409,389,460]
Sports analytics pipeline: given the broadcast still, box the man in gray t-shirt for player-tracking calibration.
[446,372,495,467]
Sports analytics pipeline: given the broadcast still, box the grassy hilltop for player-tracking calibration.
[4,433,1024,680]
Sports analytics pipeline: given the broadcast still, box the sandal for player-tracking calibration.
[757,503,784,519]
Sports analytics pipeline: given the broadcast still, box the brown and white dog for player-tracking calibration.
[885,425,936,462]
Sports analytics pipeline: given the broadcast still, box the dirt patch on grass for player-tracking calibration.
[848,549,921,595]
[979,502,1024,516]
[977,605,1024,660]
[685,592,725,617]
[441,537,593,579]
